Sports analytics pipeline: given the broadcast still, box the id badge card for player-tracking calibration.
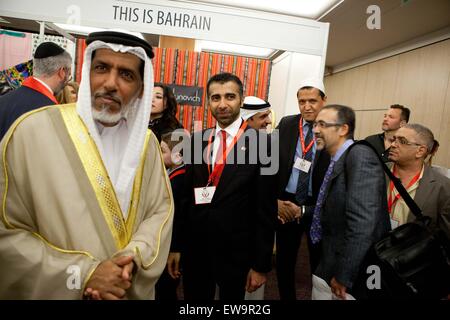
[194,186,216,204]
[294,157,312,173]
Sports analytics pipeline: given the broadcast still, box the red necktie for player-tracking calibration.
[216,130,227,165]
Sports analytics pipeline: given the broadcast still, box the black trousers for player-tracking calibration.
[275,192,321,300]
[183,253,248,300]
[155,267,180,300]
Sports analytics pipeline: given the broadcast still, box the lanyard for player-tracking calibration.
[299,117,314,158]
[206,121,248,186]
[22,77,58,104]
[388,166,421,214]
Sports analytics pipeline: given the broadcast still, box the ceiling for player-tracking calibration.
[320,0,450,69]
[1,0,449,69]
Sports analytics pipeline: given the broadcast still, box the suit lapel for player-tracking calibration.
[199,128,213,186]
[322,149,346,196]
[412,166,435,213]
[329,152,346,181]
[312,149,322,169]
[286,115,301,168]
[212,127,250,201]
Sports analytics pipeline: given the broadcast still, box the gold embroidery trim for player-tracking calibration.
[1,105,94,258]
[60,104,129,249]
[135,132,174,270]
[125,130,151,240]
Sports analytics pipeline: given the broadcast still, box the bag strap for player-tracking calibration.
[348,140,425,220]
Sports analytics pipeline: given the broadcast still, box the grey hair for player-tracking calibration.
[403,123,434,153]
[33,50,72,77]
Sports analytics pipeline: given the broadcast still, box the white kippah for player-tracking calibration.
[298,77,326,95]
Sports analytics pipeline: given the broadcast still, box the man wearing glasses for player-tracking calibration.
[275,78,330,300]
[388,124,450,236]
[0,42,73,140]
[311,104,390,300]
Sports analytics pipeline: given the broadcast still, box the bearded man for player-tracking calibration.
[0,30,173,300]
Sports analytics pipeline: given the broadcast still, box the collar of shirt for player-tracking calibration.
[215,116,243,140]
[33,77,54,95]
[95,119,128,136]
[302,118,312,130]
[212,116,243,166]
[332,139,354,162]
[167,164,185,176]
[390,163,425,194]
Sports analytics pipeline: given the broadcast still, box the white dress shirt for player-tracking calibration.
[211,117,243,168]
[96,120,129,203]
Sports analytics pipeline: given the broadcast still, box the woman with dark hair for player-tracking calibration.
[149,83,183,141]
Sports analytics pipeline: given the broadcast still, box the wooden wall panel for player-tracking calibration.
[159,35,195,51]
[438,65,450,168]
[325,39,450,168]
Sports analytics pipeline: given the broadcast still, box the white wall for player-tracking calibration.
[268,52,323,125]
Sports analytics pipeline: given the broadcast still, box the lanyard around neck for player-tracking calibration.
[388,165,421,213]
[206,120,247,186]
[299,117,314,158]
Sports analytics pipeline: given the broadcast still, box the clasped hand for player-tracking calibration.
[84,255,134,300]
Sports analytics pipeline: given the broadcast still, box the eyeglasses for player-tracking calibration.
[391,136,423,147]
[63,67,72,82]
[312,120,343,129]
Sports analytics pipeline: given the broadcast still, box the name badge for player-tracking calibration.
[194,186,216,205]
[390,218,399,230]
[294,157,312,173]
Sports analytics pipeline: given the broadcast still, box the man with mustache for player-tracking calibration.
[365,104,410,162]
[240,96,272,131]
[181,72,277,300]
[275,78,330,300]
[0,42,72,141]
[387,124,449,236]
[0,30,173,299]
[311,105,390,299]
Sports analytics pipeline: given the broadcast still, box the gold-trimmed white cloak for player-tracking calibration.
[0,104,173,299]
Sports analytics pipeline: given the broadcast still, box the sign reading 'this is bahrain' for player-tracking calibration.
[113,5,212,32]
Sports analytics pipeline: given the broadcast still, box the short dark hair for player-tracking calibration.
[322,104,355,139]
[206,73,243,98]
[298,86,326,99]
[390,104,410,123]
[161,131,182,151]
[403,123,434,153]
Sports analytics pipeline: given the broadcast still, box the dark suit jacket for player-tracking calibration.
[0,85,55,141]
[409,165,450,237]
[365,132,390,162]
[276,114,330,208]
[168,166,186,252]
[181,126,277,282]
[314,143,391,291]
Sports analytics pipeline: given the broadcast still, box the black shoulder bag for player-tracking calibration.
[354,140,450,299]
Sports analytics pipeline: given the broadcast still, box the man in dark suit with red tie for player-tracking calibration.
[275,78,330,300]
[0,42,72,141]
[181,72,277,300]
